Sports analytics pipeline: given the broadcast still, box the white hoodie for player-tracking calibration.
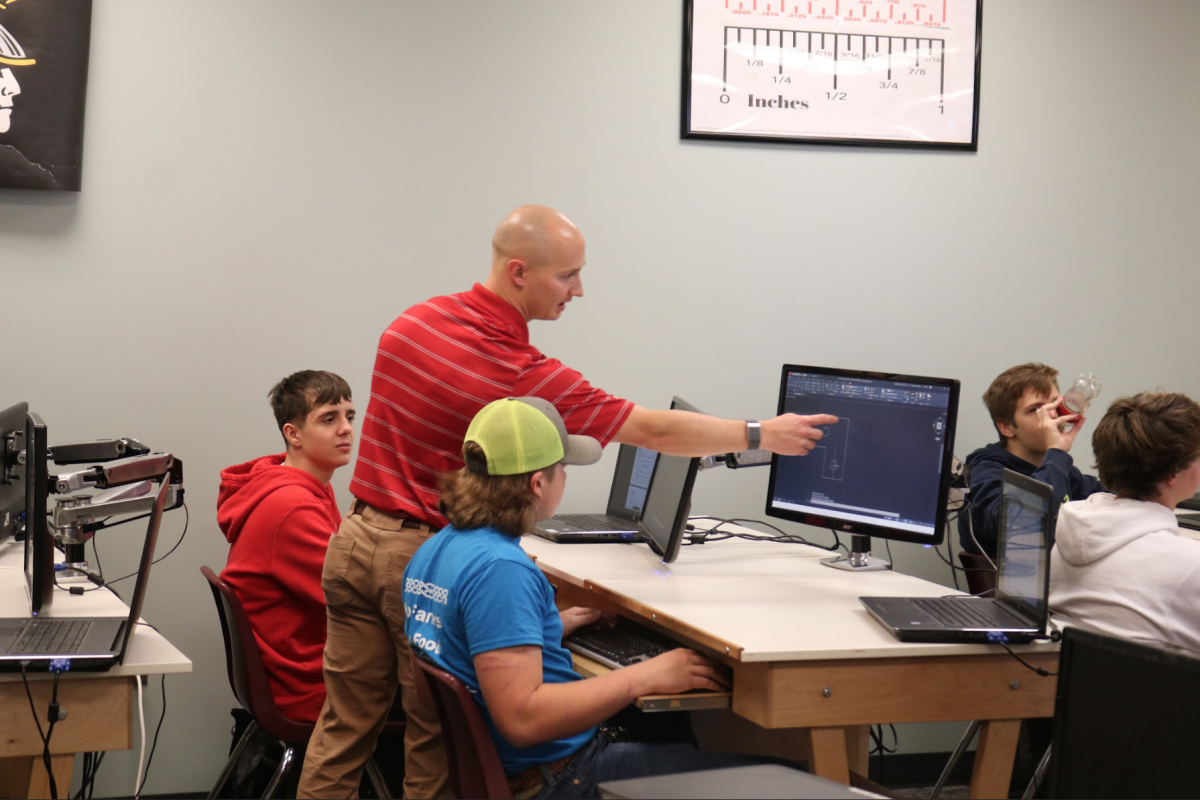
[1049,492,1200,655]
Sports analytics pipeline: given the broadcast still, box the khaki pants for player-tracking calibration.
[298,502,450,799]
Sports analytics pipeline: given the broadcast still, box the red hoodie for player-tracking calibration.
[217,454,341,723]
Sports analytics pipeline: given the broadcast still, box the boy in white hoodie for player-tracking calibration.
[1049,392,1200,654]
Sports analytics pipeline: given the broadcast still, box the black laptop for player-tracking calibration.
[860,469,1053,644]
[0,476,169,672]
[1175,491,1200,531]
[532,443,658,542]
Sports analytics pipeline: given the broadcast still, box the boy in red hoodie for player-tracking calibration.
[218,370,355,722]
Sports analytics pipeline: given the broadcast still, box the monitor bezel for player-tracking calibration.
[765,364,960,548]
[640,397,702,564]
[25,411,54,615]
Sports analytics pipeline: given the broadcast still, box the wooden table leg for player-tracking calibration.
[970,719,1021,800]
[808,726,851,784]
[0,754,75,800]
[845,725,869,777]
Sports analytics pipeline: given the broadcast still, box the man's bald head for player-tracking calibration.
[491,205,584,272]
[485,205,586,323]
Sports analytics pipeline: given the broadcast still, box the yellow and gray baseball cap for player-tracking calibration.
[464,397,602,476]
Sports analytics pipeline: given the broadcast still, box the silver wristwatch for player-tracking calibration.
[745,420,762,450]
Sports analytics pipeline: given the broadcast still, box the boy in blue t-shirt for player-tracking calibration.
[404,397,758,799]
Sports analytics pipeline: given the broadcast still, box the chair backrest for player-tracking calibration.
[200,565,313,744]
[1051,627,1200,798]
[409,650,512,800]
[958,551,997,597]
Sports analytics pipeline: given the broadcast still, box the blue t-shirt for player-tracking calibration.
[403,526,595,773]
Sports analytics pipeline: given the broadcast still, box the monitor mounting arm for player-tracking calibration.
[699,448,772,470]
[46,449,184,582]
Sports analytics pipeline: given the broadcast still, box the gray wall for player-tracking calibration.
[1,0,1197,794]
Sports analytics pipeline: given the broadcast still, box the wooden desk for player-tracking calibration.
[523,530,1058,800]
[0,542,192,799]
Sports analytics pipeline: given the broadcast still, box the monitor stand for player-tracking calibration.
[57,541,95,582]
[821,534,890,572]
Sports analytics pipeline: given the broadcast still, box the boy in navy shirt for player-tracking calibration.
[959,363,1104,557]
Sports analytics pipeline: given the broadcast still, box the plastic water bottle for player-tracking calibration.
[1056,373,1102,430]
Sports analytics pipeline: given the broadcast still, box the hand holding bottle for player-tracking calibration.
[1039,396,1084,453]
[1056,373,1102,432]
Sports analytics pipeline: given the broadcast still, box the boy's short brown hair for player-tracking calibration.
[982,363,1059,439]
[268,370,353,441]
[1092,392,1200,500]
[438,442,548,537]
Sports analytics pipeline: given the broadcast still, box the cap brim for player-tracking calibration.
[562,434,603,467]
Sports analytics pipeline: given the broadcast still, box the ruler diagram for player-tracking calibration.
[685,0,980,148]
[721,28,946,98]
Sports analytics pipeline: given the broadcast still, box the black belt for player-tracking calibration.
[351,499,434,532]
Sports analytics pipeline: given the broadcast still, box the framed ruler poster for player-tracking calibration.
[682,0,982,150]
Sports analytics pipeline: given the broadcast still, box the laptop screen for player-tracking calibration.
[116,475,171,662]
[996,469,1052,618]
[605,444,659,519]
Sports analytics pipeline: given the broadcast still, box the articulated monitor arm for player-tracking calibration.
[699,448,772,470]
[51,454,184,550]
[48,438,151,465]
[53,450,175,493]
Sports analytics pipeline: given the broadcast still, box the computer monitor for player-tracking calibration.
[765,365,960,571]
[638,397,702,564]
[0,402,28,546]
[25,411,54,615]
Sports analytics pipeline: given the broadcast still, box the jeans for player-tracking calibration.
[533,731,771,799]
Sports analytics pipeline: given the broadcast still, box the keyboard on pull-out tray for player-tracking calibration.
[564,622,679,669]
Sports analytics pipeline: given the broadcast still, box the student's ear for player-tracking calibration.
[529,469,547,499]
[282,421,303,451]
[995,418,1016,440]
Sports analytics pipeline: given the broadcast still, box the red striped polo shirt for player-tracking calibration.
[350,283,634,526]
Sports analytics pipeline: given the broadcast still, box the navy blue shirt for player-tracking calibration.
[958,443,1104,557]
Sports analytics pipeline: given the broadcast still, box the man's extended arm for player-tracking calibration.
[612,405,838,457]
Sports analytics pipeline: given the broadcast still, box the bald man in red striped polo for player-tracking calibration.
[299,205,837,799]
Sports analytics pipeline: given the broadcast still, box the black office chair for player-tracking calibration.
[958,551,997,598]
[201,566,400,799]
[1049,627,1200,798]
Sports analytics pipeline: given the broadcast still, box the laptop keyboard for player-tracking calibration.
[12,619,93,654]
[552,514,634,532]
[913,598,1021,628]
[566,623,676,667]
